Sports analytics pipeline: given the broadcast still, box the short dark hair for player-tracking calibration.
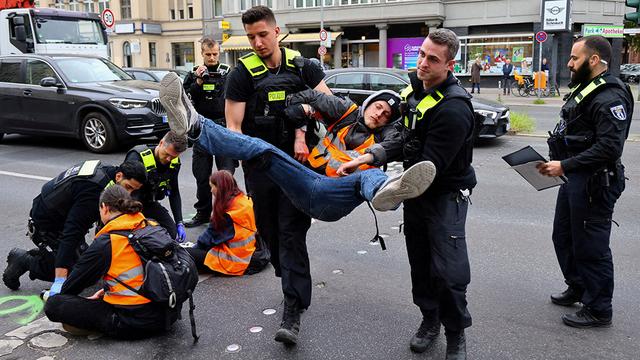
[100,184,143,214]
[428,28,459,61]
[162,130,188,153]
[200,37,219,50]
[241,5,276,26]
[575,36,612,65]
[117,161,147,184]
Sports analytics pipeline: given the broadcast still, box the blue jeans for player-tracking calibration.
[196,117,387,222]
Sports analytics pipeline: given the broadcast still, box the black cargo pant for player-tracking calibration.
[552,166,625,318]
[45,294,170,339]
[245,167,312,309]
[28,229,80,282]
[142,201,177,239]
[192,143,237,216]
[403,190,472,332]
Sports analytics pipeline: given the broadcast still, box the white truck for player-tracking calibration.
[1,6,108,58]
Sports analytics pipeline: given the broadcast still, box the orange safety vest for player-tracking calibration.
[204,194,257,275]
[308,124,377,177]
[98,213,152,306]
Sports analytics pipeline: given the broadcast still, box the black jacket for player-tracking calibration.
[183,63,228,121]
[404,72,477,193]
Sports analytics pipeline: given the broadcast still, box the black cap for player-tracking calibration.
[365,91,401,122]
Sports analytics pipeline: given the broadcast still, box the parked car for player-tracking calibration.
[619,64,640,83]
[124,68,189,82]
[324,68,510,139]
[0,54,169,153]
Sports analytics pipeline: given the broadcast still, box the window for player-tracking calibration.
[334,73,365,90]
[55,57,131,83]
[131,71,156,81]
[369,74,406,93]
[69,0,80,11]
[213,0,222,16]
[26,59,58,85]
[54,0,65,9]
[172,42,195,70]
[98,1,110,13]
[121,0,131,19]
[324,75,336,88]
[0,60,23,83]
[187,0,193,18]
[149,42,157,67]
[170,0,176,20]
[83,0,93,12]
[123,41,132,67]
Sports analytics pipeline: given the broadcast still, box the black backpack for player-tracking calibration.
[112,220,200,342]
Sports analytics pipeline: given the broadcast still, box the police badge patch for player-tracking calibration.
[610,104,627,121]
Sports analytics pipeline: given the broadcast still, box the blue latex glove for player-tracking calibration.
[48,277,66,297]
[176,223,187,243]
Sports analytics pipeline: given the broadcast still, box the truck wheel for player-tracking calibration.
[81,112,116,153]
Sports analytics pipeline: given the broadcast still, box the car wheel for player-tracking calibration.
[81,112,116,153]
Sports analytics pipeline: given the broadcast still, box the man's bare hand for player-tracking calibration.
[336,159,361,176]
[294,139,309,163]
[86,289,104,300]
[537,160,564,177]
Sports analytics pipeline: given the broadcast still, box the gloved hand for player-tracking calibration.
[48,277,66,297]
[176,223,187,243]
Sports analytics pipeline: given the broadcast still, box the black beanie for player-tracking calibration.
[365,92,401,122]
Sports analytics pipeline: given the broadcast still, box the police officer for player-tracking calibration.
[183,37,236,228]
[125,130,187,241]
[3,161,146,295]
[224,6,331,346]
[537,35,632,328]
[400,29,476,359]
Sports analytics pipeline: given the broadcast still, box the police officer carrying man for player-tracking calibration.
[224,5,332,346]
[537,35,632,328]
[3,160,146,295]
[400,29,476,360]
[183,37,236,228]
[125,130,188,241]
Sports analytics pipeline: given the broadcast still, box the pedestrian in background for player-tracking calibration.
[470,57,481,94]
[502,58,514,95]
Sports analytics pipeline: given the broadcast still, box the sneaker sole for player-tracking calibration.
[159,73,189,136]
[550,297,581,307]
[274,329,298,345]
[372,161,436,211]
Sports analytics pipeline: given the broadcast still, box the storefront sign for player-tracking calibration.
[387,37,423,69]
[115,23,134,34]
[142,23,162,34]
[582,25,624,38]
[219,21,230,30]
[543,0,570,32]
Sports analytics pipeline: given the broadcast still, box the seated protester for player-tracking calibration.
[44,185,178,339]
[186,171,260,275]
[284,88,405,177]
[159,72,436,222]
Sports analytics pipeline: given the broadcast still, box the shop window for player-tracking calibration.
[370,74,406,93]
[172,42,195,70]
[456,35,534,76]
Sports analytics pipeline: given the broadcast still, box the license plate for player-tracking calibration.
[162,115,168,123]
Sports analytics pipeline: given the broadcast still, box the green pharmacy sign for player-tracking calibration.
[582,25,624,38]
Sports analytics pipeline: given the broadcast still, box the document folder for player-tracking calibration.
[502,146,567,191]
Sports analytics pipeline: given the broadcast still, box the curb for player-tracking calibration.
[508,133,640,142]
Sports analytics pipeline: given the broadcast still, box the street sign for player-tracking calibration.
[219,20,230,30]
[101,8,115,29]
[319,28,328,42]
[535,31,548,43]
[318,45,327,56]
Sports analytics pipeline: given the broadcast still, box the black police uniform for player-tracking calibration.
[28,161,119,281]
[183,63,236,223]
[225,47,325,310]
[125,146,182,239]
[547,72,632,319]
[401,72,477,332]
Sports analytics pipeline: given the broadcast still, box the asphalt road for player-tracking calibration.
[0,135,639,359]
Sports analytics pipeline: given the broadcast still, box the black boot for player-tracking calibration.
[550,287,583,306]
[445,330,466,360]
[183,212,209,228]
[3,248,33,290]
[562,307,612,328]
[274,296,302,345]
[410,317,440,353]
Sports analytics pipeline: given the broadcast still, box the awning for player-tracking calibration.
[222,34,288,51]
[280,32,343,44]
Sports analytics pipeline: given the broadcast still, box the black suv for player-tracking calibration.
[325,68,510,139]
[0,54,168,153]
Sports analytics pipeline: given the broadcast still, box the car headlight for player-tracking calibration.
[475,109,498,120]
[109,98,148,110]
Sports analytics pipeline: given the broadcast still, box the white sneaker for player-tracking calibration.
[159,72,199,136]
[371,161,436,211]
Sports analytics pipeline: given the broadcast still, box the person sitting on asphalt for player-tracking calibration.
[185,170,266,275]
[125,130,188,241]
[3,161,146,295]
[44,185,180,339]
[284,88,406,178]
[159,72,436,222]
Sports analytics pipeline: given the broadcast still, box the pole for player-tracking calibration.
[320,1,324,66]
[538,40,542,98]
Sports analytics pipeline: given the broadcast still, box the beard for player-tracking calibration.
[570,61,592,85]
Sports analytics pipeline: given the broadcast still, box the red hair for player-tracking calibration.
[210,170,242,231]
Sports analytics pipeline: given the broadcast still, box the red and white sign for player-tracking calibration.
[318,45,327,56]
[319,29,328,42]
[101,8,115,29]
[535,31,548,43]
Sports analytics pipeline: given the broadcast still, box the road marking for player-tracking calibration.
[0,171,51,181]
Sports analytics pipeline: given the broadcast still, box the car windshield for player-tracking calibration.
[149,70,170,78]
[55,57,132,83]
[33,16,105,45]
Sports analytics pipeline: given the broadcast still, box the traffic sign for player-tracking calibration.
[535,31,548,43]
[101,8,115,29]
[318,45,327,56]
[319,28,328,42]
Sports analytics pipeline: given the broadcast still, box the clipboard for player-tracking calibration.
[502,146,568,191]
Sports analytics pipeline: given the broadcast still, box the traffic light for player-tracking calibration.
[626,0,640,25]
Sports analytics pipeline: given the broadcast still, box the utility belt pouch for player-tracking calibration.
[547,132,568,160]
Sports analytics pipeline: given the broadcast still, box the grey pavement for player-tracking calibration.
[0,135,639,359]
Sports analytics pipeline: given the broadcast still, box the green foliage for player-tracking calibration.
[533,99,546,104]
[624,21,640,53]
[509,111,535,133]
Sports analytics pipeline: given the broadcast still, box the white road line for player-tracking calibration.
[0,171,51,181]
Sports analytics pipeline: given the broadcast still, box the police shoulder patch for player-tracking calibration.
[610,104,627,121]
